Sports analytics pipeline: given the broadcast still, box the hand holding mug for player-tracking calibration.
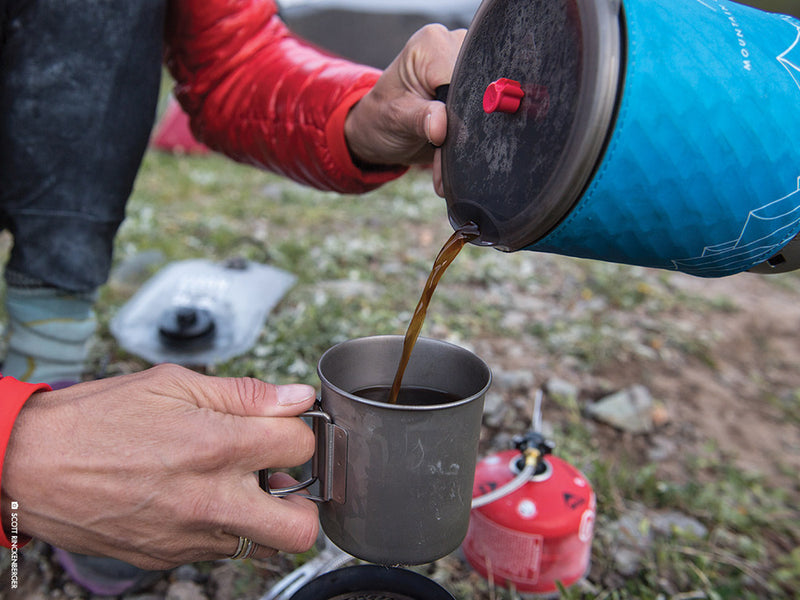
[2,365,319,569]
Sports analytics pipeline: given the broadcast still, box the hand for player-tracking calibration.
[1,365,318,569]
[344,24,466,179]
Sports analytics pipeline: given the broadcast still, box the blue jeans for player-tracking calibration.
[0,0,166,292]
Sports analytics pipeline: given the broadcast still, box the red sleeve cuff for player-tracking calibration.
[0,376,51,549]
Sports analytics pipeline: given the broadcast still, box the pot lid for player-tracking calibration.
[442,0,623,251]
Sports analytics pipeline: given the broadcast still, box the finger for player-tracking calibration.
[395,95,438,164]
[208,379,316,417]
[400,26,464,160]
[263,471,315,503]
[154,364,316,417]
[226,536,278,562]
[199,412,315,473]
[408,25,466,95]
[425,101,448,148]
[267,470,308,493]
[228,474,320,556]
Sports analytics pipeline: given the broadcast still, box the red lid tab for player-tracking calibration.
[483,78,525,114]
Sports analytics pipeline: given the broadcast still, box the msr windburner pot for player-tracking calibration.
[442,0,800,277]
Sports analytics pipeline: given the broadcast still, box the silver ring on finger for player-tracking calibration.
[243,540,260,559]
[230,536,255,560]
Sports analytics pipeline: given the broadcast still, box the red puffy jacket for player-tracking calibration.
[164,0,407,193]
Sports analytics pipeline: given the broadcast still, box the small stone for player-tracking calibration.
[482,391,508,427]
[208,562,240,600]
[647,435,678,462]
[605,506,652,576]
[173,564,205,583]
[545,377,579,403]
[166,580,208,600]
[493,368,536,391]
[651,512,708,539]
[490,431,515,453]
[585,385,654,434]
[651,401,671,427]
[613,548,646,577]
[500,310,528,330]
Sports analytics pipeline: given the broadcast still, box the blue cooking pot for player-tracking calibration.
[443,0,800,276]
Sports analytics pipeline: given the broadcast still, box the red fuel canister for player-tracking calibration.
[464,445,595,596]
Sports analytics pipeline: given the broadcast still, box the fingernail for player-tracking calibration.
[425,112,434,145]
[277,384,315,405]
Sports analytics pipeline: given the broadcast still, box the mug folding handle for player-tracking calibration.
[258,409,348,504]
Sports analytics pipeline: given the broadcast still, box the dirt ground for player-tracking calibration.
[479,268,800,485]
[602,272,800,482]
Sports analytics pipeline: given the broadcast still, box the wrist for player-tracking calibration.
[344,100,384,169]
[327,89,407,188]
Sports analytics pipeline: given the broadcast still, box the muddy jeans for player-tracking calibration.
[0,0,166,292]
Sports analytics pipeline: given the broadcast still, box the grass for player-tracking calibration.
[80,149,800,599]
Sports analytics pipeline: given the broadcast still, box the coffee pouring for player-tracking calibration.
[441,0,800,277]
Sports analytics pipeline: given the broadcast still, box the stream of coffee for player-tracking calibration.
[388,223,480,404]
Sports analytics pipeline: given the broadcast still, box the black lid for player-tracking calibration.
[157,306,216,350]
[289,565,454,600]
[442,0,623,251]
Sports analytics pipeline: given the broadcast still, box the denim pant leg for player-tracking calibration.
[0,0,166,293]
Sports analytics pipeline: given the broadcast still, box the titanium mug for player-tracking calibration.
[260,335,492,565]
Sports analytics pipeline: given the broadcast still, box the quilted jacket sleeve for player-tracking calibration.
[163,0,407,193]
[0,377,50,548]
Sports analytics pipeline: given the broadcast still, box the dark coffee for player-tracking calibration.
[388,224,480,404]
[354,385,461,406]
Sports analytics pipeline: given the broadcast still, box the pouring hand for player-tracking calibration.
[1,365,318,569]
[344,24,465,172]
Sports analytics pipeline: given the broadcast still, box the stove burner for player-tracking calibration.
[287,565,453,600]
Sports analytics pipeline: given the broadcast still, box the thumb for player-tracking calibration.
[425,101,448,148]
[200,378,316,417]
[157,366,316,417]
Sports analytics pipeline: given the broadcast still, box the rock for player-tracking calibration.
[605,504,708,577]
[482,391,509,427]
[62,582,87,598]
[585,385,654,434]
[651,401,671,427]
[490,431,516,453]
[500,310,528,330]
[208,562,240,600]
[605,508,653,576]
[173,564,206,583]
[613,547,647,577]
[545,378,580,410]
[166,580,208,600]
[651,512,708,539]
[647,435,679,462]
[492,368,536,391]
